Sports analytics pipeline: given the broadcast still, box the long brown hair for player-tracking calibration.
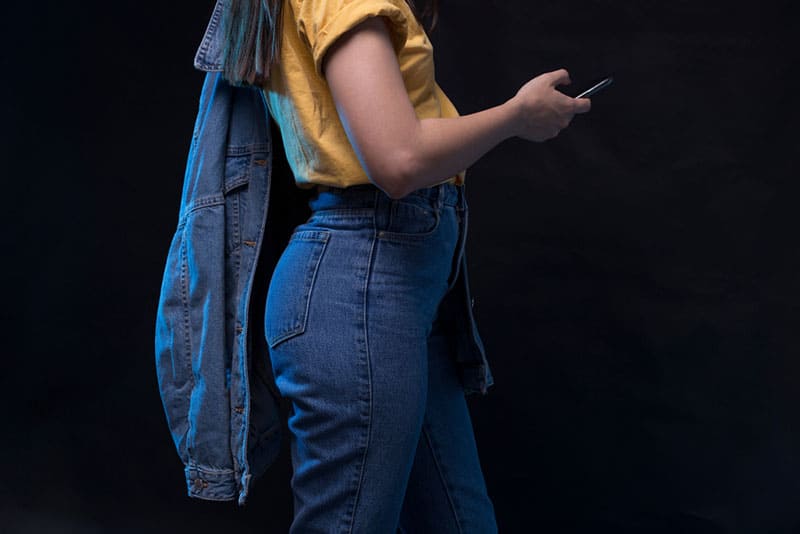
[219,0,440,87]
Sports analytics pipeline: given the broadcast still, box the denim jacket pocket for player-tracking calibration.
[264,229,330,348]
[223,150,267,256]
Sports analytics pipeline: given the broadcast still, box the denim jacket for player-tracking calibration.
[154,0,494,507]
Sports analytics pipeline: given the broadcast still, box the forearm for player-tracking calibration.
[397,98,521,195]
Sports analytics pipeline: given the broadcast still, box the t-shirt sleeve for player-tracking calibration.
[293,0,409,78]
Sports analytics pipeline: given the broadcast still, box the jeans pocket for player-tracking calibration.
[378,196,440,242]
[264,229,330,349]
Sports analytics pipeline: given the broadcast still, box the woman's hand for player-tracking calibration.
[510,69,592,142]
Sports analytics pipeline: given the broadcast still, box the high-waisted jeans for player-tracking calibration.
[264,181,497,533]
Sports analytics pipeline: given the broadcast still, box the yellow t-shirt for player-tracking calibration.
[261,0,466,190]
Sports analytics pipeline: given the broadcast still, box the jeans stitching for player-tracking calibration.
[345,192,380,534]
[377,207,441,241]
[422,423,464,534]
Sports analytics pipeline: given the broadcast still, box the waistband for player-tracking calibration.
[310,179,465,211]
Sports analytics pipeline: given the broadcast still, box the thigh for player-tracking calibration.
[264,213,377,533]
[398,312,499,534]
[264,196,462,533]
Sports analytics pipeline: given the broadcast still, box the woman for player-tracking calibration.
[218,0,590,531]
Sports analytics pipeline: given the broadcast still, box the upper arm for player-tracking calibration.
[320,15,420,198]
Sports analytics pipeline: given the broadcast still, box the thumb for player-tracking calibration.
[574,97,592,114]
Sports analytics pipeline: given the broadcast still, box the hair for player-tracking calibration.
[219,0,440,87]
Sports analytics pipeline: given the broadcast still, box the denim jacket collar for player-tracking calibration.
[194,0,227,72]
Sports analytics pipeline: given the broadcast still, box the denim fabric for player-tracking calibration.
[154,70,285,505]
[265,182,498,533]
[154,0,494,507]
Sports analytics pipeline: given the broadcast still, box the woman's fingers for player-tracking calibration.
[548,68,571,87]
[573,97,592,114]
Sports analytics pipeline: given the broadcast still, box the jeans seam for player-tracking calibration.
[421,423,464,534]
[345,193,379,534]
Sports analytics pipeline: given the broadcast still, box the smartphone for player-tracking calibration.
[575,76,614,99]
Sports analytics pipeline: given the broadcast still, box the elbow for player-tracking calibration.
[369,172,404,199]
[378,178,409,200]
[368,147,419,200]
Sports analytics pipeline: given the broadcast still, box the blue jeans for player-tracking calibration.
[264,181,498,533]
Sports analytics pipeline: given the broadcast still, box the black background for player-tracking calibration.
[3,0,799,532]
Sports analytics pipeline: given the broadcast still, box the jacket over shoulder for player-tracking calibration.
[154,0,304,506]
